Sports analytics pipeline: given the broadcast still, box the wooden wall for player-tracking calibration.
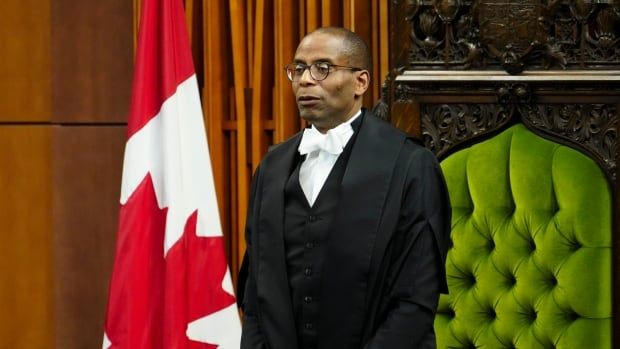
[0,0,387,348]
[0,0,132,348]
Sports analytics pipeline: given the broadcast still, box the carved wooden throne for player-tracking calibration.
[377,0,620,347]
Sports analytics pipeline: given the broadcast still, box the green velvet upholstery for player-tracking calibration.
[436,124,612,348]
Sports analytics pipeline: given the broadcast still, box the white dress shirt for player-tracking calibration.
[297,110,361,206]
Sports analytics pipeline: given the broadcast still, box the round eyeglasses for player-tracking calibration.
[285,62,362,82]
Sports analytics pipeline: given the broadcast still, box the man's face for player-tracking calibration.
[292,33,368,132]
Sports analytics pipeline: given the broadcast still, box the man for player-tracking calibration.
[238,27,450,349]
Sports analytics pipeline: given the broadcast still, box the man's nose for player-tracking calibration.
[298,68,315,86]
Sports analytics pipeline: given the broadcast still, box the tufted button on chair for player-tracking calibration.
[435,125,612,349]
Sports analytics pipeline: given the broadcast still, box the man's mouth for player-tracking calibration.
[297,95,320,107]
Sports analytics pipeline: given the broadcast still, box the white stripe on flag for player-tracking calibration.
[186,302,242,348]
[120,74,223,255]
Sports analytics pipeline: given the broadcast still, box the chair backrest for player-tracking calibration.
[377,1,620,346]
[436,124,612,348]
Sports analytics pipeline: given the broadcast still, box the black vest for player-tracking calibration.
[283,117,361,349]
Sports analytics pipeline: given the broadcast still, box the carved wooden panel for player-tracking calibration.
[390,0,620,74]
[423,100,617,175]
[387,73,620,181]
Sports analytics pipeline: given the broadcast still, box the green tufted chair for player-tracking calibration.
[434,124,612,348]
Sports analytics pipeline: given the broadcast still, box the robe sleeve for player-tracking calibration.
[365,145,451,348]
[238,166,268,349]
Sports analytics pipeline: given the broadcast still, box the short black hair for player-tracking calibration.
[310,27,371,72]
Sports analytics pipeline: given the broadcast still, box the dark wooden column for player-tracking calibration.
[51,0,133,348]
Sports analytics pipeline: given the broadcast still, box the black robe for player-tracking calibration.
[238,111,451,349]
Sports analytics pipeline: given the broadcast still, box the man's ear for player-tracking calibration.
[354,70,370,97]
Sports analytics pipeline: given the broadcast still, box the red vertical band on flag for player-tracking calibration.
[127,0,194,138]
[105,175,167,349]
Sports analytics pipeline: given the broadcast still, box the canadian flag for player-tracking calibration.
[102,0,241,348]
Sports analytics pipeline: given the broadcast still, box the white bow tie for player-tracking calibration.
[298,126,350,155]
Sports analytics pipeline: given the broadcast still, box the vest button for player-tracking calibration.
[305,241,315,249]
[308,215,318,222]
[304,296,313,303]
[305,322,313,329]
[304,267,313,276]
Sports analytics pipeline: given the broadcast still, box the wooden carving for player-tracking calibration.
[421,103,513,157]
[413,81,619,180]
[395,0,620,73]
[521,102,618,179]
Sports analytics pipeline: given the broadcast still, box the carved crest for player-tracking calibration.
[479,0,544,73]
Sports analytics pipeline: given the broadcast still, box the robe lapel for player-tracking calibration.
[256,133,302,349]
[318,113,407,347]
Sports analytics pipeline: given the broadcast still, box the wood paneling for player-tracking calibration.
[251,0,275,167]
[202,1,236,278]
[349,0,373,107]
[48,1,133,347]
[52,126,125,349]
[321,0,342,26]
[274,0,301,142]
[0,126,54,348]
[305,0,320,32]
[0,0,132,348]
[0,1,51,121]
[378,0,388,91]
[230,0,251,276]
[52,0,133,122]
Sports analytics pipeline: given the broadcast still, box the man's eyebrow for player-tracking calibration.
[292,58,334,64]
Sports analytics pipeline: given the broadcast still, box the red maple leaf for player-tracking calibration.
[165,209,236,348]
[105,174,235,349]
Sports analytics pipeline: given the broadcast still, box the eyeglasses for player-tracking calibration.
[285,62,362,82]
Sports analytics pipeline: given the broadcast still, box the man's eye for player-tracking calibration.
[315,64,330,74]
[294,65,306,74]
